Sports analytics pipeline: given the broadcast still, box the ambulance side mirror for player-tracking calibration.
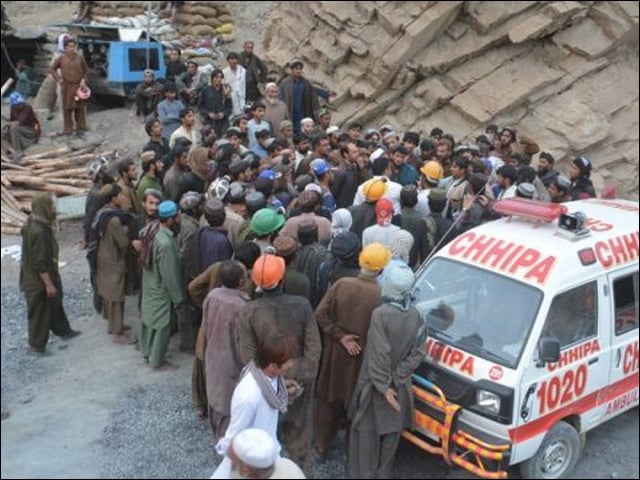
[537,335,560,367]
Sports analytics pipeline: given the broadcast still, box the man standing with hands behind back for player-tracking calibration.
[49,38,89,136]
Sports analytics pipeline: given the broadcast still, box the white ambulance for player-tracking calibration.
[405,198,639,479]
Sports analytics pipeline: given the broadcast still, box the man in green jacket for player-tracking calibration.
[136,151,164,208]
[20,193,80,355]
[139,200,185,370]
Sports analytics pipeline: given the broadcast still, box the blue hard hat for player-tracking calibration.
[311,159,331,176]
[258,169,279,181]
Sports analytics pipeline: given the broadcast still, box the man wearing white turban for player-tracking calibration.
[224,428,305,479]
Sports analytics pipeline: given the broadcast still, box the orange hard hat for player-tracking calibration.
[75,85,91,101]
[251,253,286,290]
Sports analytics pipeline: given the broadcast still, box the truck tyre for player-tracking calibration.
[519,421,582,479]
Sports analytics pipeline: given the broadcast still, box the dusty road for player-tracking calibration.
[1,221,637,479]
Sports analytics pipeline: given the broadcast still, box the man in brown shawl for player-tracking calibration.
[49,38,89,135]
[348,264,426,478]
[20,194,80,355]
[94,184,133,343]
[313,242,390,458]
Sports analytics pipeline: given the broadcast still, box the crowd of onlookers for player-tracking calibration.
[18,35,605,479]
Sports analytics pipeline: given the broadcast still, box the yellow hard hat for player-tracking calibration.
[359,243,391,272]
[420,161,444,182]
[363,178,388,202]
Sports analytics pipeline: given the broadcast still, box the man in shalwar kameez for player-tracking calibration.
[140,200,185,369]
[347,264,427,478]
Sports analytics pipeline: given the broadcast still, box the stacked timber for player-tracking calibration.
[1,145,114,234]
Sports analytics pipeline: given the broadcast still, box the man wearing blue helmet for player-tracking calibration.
[3,91,40,161]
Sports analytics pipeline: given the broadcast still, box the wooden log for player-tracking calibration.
[1,174,46,188]
[40,184,86,196]
[1,188,25,213]
[21,146,72,164]
[1,78,14,97]
[29,167,57,175]
[1,161,33,172]
[1,202,28,222]
[19,201,32,213]
[67,144,103,157]
[1,207,28,225]
[1,175,11,188]
[40,167,89,179]
[44,178,93,188]
[1,225,22,235]
[9,189,40,199]
[31,153,97,170]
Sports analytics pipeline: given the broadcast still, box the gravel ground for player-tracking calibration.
[0,286,89,409]
[100,381,214,479]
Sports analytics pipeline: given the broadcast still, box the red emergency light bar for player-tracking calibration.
[493,198,568,223]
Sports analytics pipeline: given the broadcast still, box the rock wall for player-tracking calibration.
[264,1,640,198]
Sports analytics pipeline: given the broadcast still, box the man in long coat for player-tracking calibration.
[237,41,267,103]
[313,243,390,458]
[278,59,319,134]
[238,252,321,473]
[348,265,427,478]
[95,184,132,343]
[49,38,88,135]
[140,201,185,369]
[202,261,251,440]
[20,194,80,355]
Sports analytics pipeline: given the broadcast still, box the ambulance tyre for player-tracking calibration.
[519,421,581,479]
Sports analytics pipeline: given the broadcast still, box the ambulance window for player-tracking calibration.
[614,273,639,336]
[544,282,597,349]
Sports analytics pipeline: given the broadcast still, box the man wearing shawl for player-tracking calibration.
[211,332,298,479]
[20,194,80,355]
[139,200,185,369]
[347,264,427,478]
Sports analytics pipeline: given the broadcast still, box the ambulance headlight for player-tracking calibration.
[476,390,501,414]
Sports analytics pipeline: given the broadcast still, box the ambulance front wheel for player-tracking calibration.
[519,421,582,479]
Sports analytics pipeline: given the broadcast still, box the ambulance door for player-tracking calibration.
[514,282,608,453]
[603,268,640,421]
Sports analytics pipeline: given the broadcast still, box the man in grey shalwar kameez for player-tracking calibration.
[348,264,427,479]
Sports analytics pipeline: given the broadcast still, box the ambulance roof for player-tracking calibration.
[435,199,639,293]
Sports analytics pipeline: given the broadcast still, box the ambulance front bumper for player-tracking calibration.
[403,375,512,479]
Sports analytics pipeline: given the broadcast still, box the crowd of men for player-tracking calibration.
[18,38,603,480]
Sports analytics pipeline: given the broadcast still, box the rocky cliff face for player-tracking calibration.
[264,1,639,198]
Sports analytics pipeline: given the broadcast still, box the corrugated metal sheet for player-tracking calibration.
[55,194,87,220]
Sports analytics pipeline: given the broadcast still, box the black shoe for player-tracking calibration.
[61,329,81,340]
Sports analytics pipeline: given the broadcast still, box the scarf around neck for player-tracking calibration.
[242,360,288,414]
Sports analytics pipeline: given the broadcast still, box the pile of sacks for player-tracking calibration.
[90,1,235,64]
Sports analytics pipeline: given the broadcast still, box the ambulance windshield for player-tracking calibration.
[413,258,543,368]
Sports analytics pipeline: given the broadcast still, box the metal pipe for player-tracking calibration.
[145,0,151,69]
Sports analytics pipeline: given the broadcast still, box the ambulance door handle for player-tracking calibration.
[588,357,599,365]
[615,349,622,368]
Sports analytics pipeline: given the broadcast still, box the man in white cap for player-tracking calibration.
[212,428,305,479]
[348,264,427,479]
